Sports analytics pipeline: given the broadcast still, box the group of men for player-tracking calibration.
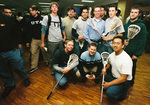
[0,1,147,103]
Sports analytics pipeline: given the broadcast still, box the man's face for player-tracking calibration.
[81,9,88,19]
[112,38,124,53]
[109,7,117,18]
[93,7,101,19]
[29,8,38,17]
[100,8,105,17]
[51,4,58,13]
[3,9,12,16]
[68,9,75,18]
[130,9,140,20]
[88,46,97,56]
[65,41,74,52]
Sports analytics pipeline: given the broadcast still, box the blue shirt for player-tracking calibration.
[81,51,101,61]
[84,17,105,43]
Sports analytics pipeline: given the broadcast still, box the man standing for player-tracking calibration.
[0,13,30,98]
[25,5,49,73]
[102,36,133,100]
[102,5,124,54]
[41,2,66,75]
[76,43,102,83]
[72,8,88,56]
[53,40,78,86]
[123,5,147,86]
[63,7,76,40]
[100,6,108,21]
[84,6,105,54]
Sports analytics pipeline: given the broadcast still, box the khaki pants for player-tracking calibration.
[76,66,97,77]
[30,38,49,68]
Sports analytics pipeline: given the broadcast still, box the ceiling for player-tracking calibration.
[0,0,149,15]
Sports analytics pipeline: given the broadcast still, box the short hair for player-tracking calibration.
[100,5,105,10]
[108,5,117,11]
[89,43,98,48]
[113,36,124,45]
[131,5,142,14]
[30,5,38,10]
[93,6,101,11]
[67,7,75,12]
[50,2,59,8]
[3,6,11,12]
[64,39,74,45]
[81,7,88,13]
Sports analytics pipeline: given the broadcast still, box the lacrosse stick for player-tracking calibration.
[102,18,122,47]
[41,47,51,62]
[124,25,141,49]
[87,7,103,37]
[47,54,79,100]
[127,24,141,41]
[79,39,85,49]
[100,52,110,105]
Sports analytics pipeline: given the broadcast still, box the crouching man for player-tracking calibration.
[53,40,79,86]
[102,36,133,100]
[76,43,102,84]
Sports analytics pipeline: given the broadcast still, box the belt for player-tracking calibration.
[90,39,102,42]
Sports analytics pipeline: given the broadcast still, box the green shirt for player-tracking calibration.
[123,19,147,57]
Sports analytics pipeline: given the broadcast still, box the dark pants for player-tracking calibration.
[105,75,130,100]
[0,48,28,87]
[130,59,137,86]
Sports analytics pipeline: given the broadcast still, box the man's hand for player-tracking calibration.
[78,35,84,40]
[26,43,30,47]
[61,67,71,74]
[18,44,22,49]
[132,55,138,60]
[102,81,110,89]
[85,74,96,79]
[41,42,45,48]
[101,69,106,75]
[63,37,66,42]
[124,39,129,46]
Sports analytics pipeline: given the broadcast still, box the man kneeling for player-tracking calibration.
[102,36,133,100]
[76,43,102,83]
[53,40,79,86]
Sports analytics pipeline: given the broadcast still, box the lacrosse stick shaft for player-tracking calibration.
[100,65,106,105]
[47,74,64,100]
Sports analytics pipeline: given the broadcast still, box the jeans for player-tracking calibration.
[0,48,28,87]
[55,67,77,86]
[101,42,114,54]
[104,75,130,100]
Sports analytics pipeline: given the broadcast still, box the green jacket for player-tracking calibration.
[123,19,147,57]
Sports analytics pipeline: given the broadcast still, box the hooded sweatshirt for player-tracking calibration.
[123,19,147,57]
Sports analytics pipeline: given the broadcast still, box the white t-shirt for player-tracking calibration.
[72,17,87,37]
[109,50,133,80]
[104,16,125,45]
[42,14,64,42]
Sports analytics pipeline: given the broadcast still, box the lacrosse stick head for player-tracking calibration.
[110,18,122,31]
[101,52,109,67]
[127,25,141,40]
[79,39,85,49]
[67,54,79,66]
[89,7,92,18]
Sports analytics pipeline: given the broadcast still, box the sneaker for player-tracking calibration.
[2,86,16,98]
[23,78,30,87]
[50,68,55,76]
[28,67,38,74]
